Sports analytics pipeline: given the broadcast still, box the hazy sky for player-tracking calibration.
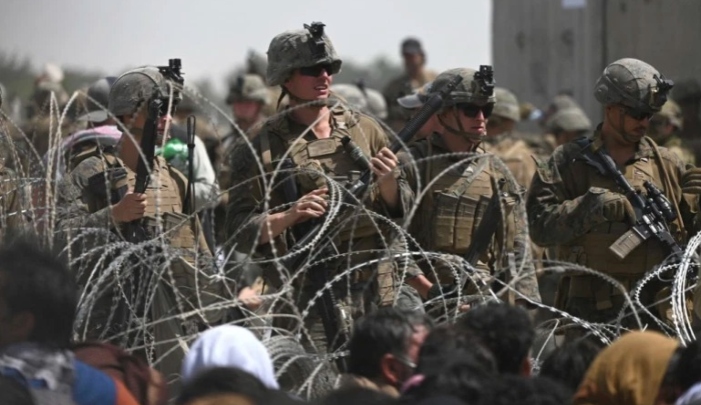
[0,0,491,92]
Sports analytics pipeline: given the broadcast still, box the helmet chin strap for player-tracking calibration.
[438,106,483,143]
[282,86,328,108]
[607,107,640,144]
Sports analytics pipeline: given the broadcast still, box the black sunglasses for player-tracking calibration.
[457,103,493,118]
[624,107,654,121]
[299,63,334,77]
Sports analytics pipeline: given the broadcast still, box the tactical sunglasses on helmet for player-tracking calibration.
[299,63,334,77]
[457,103,494,119]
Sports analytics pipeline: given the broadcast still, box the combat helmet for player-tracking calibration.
[654,99,683,129]
[247,50,269,80]
[226,74,270,105]
[594,58,673,114]
[428,67,496,107]
[330,83,368,112]
[363,88,388,120]
[492,87,520,122]
[266,22,342,87]
[546,107,592,133]
[108,66,175,117]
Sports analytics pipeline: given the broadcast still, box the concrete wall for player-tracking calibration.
[492,0,701,124]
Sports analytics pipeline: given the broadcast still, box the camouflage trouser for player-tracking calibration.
[558,275,692,343]
[266,236,384,355]
[299,279,379,354]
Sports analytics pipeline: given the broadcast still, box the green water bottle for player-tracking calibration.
[157,137,188,161]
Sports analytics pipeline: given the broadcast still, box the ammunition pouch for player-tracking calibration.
[560,222,667,276]
[87,167,128,205]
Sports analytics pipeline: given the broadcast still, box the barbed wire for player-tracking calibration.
[1,87,699,398]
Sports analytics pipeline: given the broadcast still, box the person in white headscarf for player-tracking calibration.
[181,325,278,389]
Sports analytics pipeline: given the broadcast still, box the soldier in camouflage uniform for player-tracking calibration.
[226,22,423,351]
[246,50,284,118]
[648,99,696,166]
[528,58,701,334]
[330,84,369,113]
[214,74,273,246]
[0,159,23,236]
[483,87,537,190]
[545,106,592,147]
[482,87,549,312]
[383,38,438,132]
[395,68,542,309]
[56,66,227,383]
[362,86,388,122]
[536,94,588,153]
[330,83,388,123]
[225,74,271,139]
[672,79,701,164]
[0,89,26,235]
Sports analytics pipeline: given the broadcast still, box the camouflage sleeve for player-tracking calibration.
[663,149,701,237]
[0,170,26,231]
[55,158,114,231]
[397,143,425,222]
[526,149,610,247]
[511,216,542,304]
[382,78,405,124]
[224,139,273,253]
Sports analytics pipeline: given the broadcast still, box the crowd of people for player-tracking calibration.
[1,19,701,405]
[2,238,701,405]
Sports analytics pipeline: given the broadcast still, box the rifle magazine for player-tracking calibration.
[609,228,645,260]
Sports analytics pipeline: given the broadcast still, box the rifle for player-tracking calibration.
[280,75,463,364]
[287,74,463,262]
[576,139,683,262]
[458,179,505,294]
[125,59,184,242]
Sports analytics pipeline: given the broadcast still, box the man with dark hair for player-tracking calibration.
[658,338,701,405]
[343,308,433,396]
[457,303,535,376]
[319,387,397,405]
[404,353,493,405]
[0,237,77,350]
[479,375,573,405]
[383,37,437,131]
[415,325,496,378]
[0,236,139,405]
[176,367,270,405]
[538,340,601,392]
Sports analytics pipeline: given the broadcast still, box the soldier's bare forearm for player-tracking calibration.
[407,274,433,299]
[258,211,296,245]
[378,177,400,212]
